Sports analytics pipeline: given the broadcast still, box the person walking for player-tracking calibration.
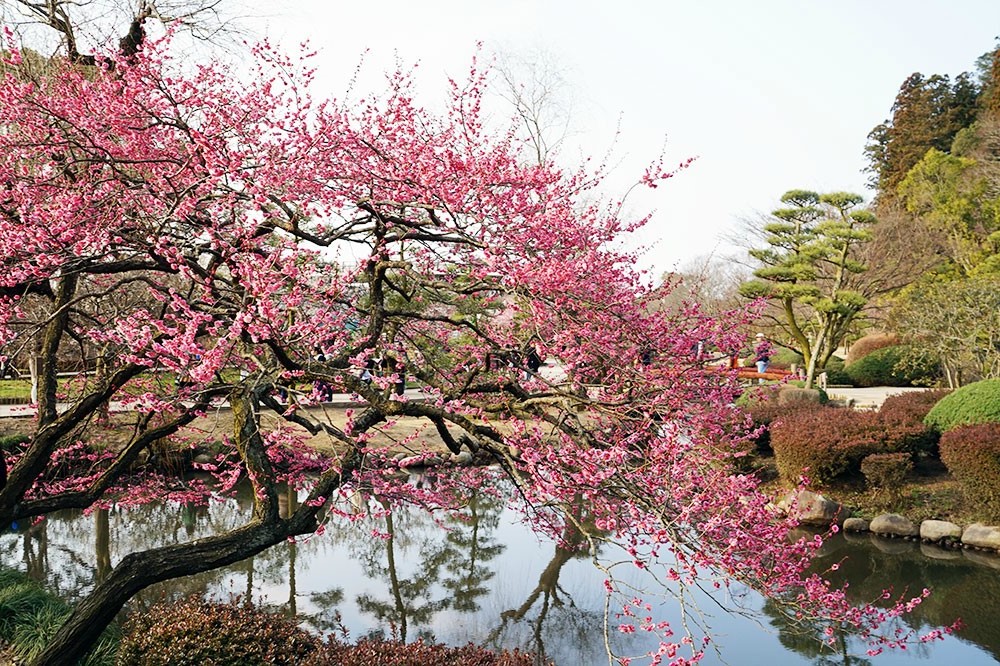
[753,333,773,380]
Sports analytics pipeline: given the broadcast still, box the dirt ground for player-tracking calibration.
[0,404,457,459]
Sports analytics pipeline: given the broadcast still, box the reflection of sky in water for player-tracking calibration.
[1,489,999,665]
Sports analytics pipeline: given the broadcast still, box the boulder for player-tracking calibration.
[869,513,919,537]
[449,451,474,466]
[193,453,214,465]
[842,517,869,533]
[920,519,962,542]
[962,523,1000,551]
[776,490,846,526]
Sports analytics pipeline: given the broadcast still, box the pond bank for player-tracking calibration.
[780,489,1000,558]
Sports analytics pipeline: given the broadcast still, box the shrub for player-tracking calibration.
[116,598,321,666]
[861,452,912,500]
[878,390,949,457]
[735,385,784,424]
[820,356,852,386]
[770,347,803,370]
[939,423,1000,522]
[304,638,548,666]
[776,386,828,407]
[845,332,900,366]
[0,568,116,666]
[843,345,938,388]
[0,434,29,450]
[925,379,1000,432]
[770,404,886,485]
[735,385,820,454]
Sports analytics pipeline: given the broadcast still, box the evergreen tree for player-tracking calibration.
[740,190,877,388]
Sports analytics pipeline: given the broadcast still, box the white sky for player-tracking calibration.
[240,1,999,275]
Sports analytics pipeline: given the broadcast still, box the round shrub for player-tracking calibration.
[770,404,886,485]
[878,389,949,457]
[860,452,912,494]
[776,386,828,407]
[925,379,1000,432]
[820,356,852,386]
[116,598,321,666]
[770,347,803,370]
[304,638,547,666]
[843,345,938,388]
[845,332,899,366]
[939,423,1000,522]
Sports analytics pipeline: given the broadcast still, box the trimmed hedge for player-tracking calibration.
[925,379,1000,432]
[770,347,804,370]
[770,404,886,485]
[305,639,547,666]
[845,332,899,366]
[878,389,949,457]
[843,345,938,388]
[861,452,912,494]
[117,598,321,666]
[820,356,852,386]
[117,599,546,666]
[736,385,825,453]
[939,423,1000,522]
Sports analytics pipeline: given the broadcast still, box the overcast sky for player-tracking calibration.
[245,1,1000,274]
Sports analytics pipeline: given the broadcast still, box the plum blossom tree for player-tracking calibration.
[0,35,947,666]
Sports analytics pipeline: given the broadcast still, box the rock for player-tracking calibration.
[450,451,474,466]
[921,543,961,560]
[962,523,1000,551]
[869,513,919,537]
[920,519,962,542]
[193,453,214,465]
[842,517,869,533]
[398,455,441,468]
[776,490,846,526]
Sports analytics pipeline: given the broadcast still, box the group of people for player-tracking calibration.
[359,354,406,396]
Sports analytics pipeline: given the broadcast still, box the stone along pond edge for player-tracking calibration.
[778,489,1000,565]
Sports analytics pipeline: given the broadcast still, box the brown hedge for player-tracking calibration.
[770,405,886,485]
[845,332,900,366]
[939,423,1000,522]
[877,389,949,456]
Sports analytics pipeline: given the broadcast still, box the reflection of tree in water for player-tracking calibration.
[759,531,1000,664]
[762,598,873,666]
[440,489,504,612]
[485,507,607,665]
[342,485,506,642]
[0,483,330,619]
[356,508,449,642]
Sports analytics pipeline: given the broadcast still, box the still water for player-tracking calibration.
[2,480,999,665]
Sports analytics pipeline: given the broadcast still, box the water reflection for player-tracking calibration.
[346,492,501,643]
[484,515,603,663]
[2,485,1000,665]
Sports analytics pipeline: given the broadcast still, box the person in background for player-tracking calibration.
[753,333,773,377]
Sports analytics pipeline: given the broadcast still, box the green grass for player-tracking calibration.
[0,569,118,666]
[0,380,32,400]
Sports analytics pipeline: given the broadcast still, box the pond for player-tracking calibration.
[2,478,1000,665]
